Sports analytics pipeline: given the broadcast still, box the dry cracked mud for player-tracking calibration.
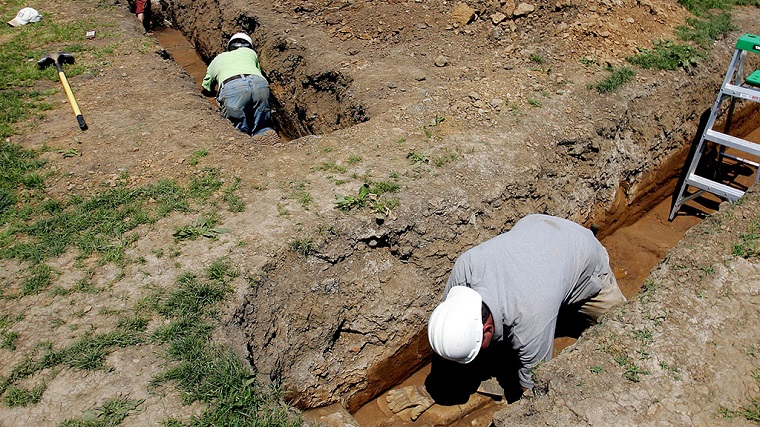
[1,0,760,425]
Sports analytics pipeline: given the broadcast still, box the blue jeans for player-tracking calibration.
[217,75,274,136]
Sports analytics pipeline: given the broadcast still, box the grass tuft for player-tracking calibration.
[59,397,144,427]
[627,40,703,71]
[2,383,45,407]
[589,66,636,93]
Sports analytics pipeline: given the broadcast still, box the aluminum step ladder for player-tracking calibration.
[669,33,760,220]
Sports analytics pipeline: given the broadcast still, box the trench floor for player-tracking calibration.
[152,26,760,427]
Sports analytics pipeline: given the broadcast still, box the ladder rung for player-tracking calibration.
[723,83,760,102]
[721,152,760,168]
[704,129,760,157]
[747,70,760,87]
[686,174,745,201]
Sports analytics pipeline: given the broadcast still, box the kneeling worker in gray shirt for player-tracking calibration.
[388,214,626,420]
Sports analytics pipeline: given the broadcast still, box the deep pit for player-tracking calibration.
[150,13,760,427]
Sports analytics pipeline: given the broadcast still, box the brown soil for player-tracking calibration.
[1,0,760,426]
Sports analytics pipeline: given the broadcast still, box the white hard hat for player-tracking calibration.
[7,7,42,27]
[227,32,253,50]
[428,286,483,364]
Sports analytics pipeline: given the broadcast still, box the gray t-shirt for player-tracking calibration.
[443,214,612,388]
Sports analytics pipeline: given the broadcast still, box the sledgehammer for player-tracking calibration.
[38,52,88,131]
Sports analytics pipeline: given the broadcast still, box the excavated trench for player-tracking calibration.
[153,2,369,140]
[149,7,760,426]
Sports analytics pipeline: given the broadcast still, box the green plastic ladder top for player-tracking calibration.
[735,33,760,53]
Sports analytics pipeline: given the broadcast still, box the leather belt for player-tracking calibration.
[222,74,253,86]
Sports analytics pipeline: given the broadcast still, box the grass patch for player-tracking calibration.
[150,259,298,426]
[172,215,229,241]
[0,141,235,267]
[59,397,144,427]
[627,0,740,72]
[289,237,315,257]
[20,263,52,296]
[187,149,209,166]
[335,180,400,213]
[0,315,148,400]
[677,0,732,16]
[676,13,736,48]
[2,383,45,407]
[720,400,760,422]
[627,40,703,71]
[312,162,347,174]
[433,148,459,167]
[589,66,635,93]
[286,181,313,209]
[1,330,19,350]
[222,176,244,213]
[407,151,429,165]
[187,167,223,201]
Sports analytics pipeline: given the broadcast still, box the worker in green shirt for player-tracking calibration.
[202,33,280,145]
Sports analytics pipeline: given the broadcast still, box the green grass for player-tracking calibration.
[188,168,223,200]
[223,176,244,213]
[149,259,298,426]
[289,237,315,257]
[676,13,736,48]
[0,140,241,269]
[0,315,148,401]
[59,397,144,427]
[1,330,19,350]
[626,0,741,72]
[172,215,229,241]
[407,151,429,165]
[627,40,703,71]
[732,220,760,258]
[286,181,312,209]
[187,149,209,166]
[20,263,53,296]
[720,400,760,422]
[677,0,732,16]
[335,180,400,213]
[589,66,636,93]
[311,162,347,174]
[2,383,45,407]
[433,148,459,167]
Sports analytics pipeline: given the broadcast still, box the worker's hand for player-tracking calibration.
[386,385,434,421]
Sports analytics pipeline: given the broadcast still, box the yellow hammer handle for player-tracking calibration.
[57,70,88,130]
[58,71,82,116]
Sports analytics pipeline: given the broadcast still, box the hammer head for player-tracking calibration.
[37,55,54,69]
[37,52,75,69]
